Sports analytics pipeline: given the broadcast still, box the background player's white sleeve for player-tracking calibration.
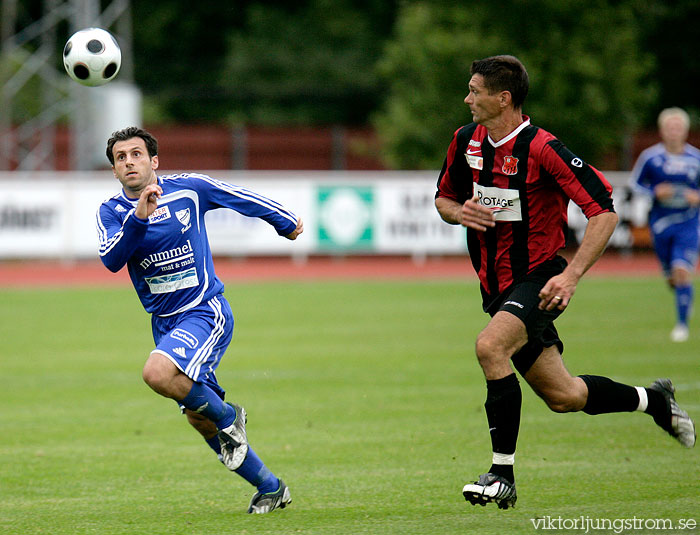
[190,173,298,236]
[96,204,149,272]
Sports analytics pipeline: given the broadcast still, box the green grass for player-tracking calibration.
[1,277,698,534]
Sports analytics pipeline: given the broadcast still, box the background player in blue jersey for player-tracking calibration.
[97,127,303,514]
[630,108,700,342]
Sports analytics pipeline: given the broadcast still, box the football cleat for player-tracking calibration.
[248,479,292,514]
[649,379,696,448]
[670,324,689,343]
[463,472,517,509]
[218,403,248,470]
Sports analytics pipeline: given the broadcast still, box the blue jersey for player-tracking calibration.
[96,173,298,317]
[630,142,700,231]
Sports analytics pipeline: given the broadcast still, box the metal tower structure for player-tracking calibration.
[0,0,135,171]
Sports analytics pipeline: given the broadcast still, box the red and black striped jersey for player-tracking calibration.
[436,116,615,300]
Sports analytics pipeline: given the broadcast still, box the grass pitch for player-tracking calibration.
[0,276,698,534]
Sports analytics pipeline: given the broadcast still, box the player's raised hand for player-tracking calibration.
[461,193,496,231]
[135,184,162,220]
[285,218,304,240]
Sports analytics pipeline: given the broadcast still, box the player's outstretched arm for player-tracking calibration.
[285,218,304,240]
[538,211,618,311]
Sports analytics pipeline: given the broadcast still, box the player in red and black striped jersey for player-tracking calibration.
[435,55,695,510]
[438,119,615,304]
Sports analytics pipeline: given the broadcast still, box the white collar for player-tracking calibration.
[488,117,531,148]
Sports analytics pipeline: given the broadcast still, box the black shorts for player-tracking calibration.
[484,256,567,375]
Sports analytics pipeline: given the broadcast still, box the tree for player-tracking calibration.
[373,1,656,169]
[630,0,700,125]
[131,0,396,125]
[217,0,395,125]
[131,0,245,122]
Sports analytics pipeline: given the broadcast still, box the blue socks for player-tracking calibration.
[182,384,280,493]
[204,435,222,457]
[675,284,693,326]
[234,447,280,494]
[202,435,278,493]
[179,382,235,430]
[180,384,280,492]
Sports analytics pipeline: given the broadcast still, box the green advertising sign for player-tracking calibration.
[317,186,374,250]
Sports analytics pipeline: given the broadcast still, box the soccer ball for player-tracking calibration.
[63,28,121,87]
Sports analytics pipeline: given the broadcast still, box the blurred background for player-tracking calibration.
[1,0,699,261]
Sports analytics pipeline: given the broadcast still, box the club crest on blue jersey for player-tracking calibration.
[176,208,192,233]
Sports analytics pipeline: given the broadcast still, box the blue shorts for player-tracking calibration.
[651,218,699,276]
[151,294,234,401]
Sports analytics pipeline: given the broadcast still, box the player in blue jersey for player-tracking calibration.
[97,126,302,514]
[630,108,700,342]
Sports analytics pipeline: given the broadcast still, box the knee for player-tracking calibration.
[142,358,169,393]
[475,333,502,367]
[672,270,691,287]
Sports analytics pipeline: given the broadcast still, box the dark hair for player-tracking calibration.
[106,126,158,165]
[470,55,529,109]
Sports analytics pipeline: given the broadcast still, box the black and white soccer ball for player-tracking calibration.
[63,28,121,87]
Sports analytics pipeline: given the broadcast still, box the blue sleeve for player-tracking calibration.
[96,204,149,272]
[629,154,655,197]
[191,174,298,236]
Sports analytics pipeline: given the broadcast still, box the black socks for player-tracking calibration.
[484,373,521,482]
[579,374,669,427]
[579,375,639,414]
[482,373,669,485]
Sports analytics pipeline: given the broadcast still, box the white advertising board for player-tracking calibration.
[0,171,468,259]
[0,170,635,259]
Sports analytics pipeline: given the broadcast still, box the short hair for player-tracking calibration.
[106,126,158,165]
[470,55,529,109]
[657,107,690,131]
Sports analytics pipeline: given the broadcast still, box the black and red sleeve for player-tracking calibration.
[436,125,476,204]
[542,139,615,218]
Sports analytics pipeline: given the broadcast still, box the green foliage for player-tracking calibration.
[217,0,392,125]
[134,0,395,125]
[373,1,656,169]
[131,1,244,122]
[5,0,699,162]
[0,49,70,123]
[4,0,697,174]
[630,0,700,124]
[373,4,497,169]
[0,277,698,534]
